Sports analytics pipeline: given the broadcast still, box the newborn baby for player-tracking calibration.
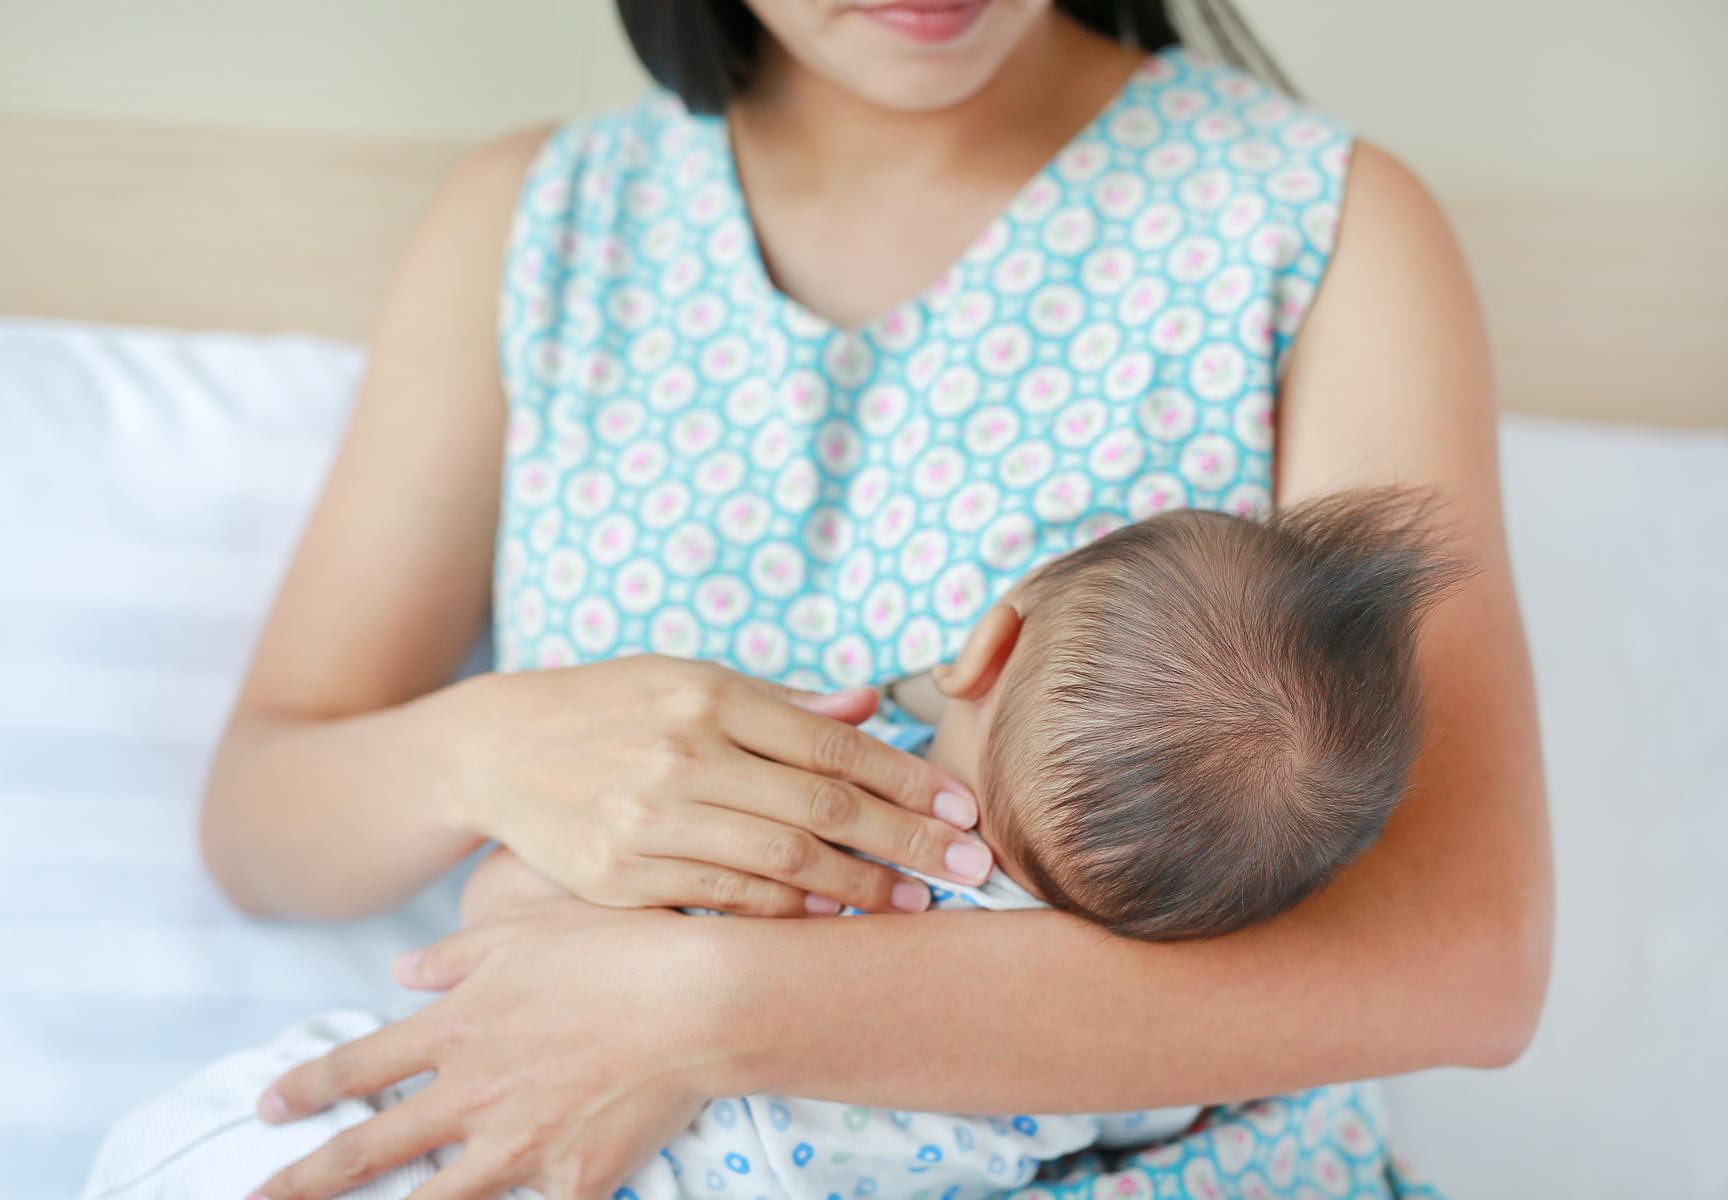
[84,487,1463,1200]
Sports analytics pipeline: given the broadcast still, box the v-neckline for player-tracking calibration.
[704,47,1175,342]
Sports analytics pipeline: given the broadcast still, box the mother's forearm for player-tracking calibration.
[201,679,485,919]
[718,870,1539,1114]
[713,578,1551,1112]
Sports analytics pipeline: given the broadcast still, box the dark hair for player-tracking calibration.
[615,1,1293,116]
[981,489,1471,941]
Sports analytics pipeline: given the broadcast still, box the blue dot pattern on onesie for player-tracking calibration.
[494,47,1352,720]
[1002,1086,1445,1200]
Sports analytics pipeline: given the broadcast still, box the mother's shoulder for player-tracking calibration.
[441,86,687,198]
[1315,139,1470,319]
[1126,49,1350,147]
[436,122,564,228]
[1330,140,1459,256]
[1275,137,1496,514]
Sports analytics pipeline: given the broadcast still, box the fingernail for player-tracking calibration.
[944,838,993,885]
[391,949,422,982]
[257,1090,290,1123]
[890,880,930,913]
[804,894,841,916]
[933,788,977,829]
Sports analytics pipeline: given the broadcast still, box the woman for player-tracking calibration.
[202,2,1551,1197]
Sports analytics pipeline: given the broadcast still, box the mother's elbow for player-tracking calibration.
[197,726,277,917]
[198,789,271,917]
[1452,884,1554,1070]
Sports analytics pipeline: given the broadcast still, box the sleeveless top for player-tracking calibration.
[493,47,1353,715]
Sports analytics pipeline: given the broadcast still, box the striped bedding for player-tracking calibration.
[0,320,467,1200]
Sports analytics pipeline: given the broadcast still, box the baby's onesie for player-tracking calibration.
[83,725,1199,1200]
[82,883,1196,1200]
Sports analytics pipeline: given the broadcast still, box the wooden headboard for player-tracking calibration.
[2,114,1722,427]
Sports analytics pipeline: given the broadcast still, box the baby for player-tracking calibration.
[84,487,1464,1200]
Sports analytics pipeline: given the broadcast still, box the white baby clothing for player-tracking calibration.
[83,861,1197,1200]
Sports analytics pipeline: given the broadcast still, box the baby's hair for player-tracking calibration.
[980,488,1472,941]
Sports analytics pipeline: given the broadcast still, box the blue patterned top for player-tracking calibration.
[493,47,1352,702]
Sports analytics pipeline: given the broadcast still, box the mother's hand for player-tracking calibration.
[251,903,739,1200]
[438,654,989,915]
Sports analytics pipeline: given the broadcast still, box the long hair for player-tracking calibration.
[615,0,1293,115]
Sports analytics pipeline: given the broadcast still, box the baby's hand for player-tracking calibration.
[458,846,588,927]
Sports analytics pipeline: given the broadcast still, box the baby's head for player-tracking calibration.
[927,488,1468,941]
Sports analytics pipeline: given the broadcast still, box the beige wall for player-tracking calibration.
[3,0,1722,423]
[2,0,1724,199]
[1237,0,1728,196]
[0,1,647,139]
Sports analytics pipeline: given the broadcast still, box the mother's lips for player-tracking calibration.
[856,0,993,44]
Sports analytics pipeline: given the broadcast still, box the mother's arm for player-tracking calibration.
[252,141,1548,1200]
[698,140,1550,1110]
[200,127,989,923]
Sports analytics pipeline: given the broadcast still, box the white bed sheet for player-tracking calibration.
[1,317,1724,1199]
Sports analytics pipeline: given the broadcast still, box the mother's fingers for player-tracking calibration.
[620,855,816,917]
[405,1148,517,1200]
[651,800,930,914]
[392,918,520,992]
[739,754,993,890]
[262,1019,433,1123]
[250,1089,458,1200]
[723,680,980,829]
[740,677,883,725]
[705,733,995,892]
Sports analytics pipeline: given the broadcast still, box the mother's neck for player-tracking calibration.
[730,15,1142,192]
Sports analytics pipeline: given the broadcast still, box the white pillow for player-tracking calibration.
[0,319,465,1200]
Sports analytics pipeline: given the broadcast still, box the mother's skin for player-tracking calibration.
[206,6,1551,1199]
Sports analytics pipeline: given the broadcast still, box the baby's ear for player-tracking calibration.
[935,602,1022,702]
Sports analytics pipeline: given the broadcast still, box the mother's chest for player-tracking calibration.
[498,290,1274,687]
